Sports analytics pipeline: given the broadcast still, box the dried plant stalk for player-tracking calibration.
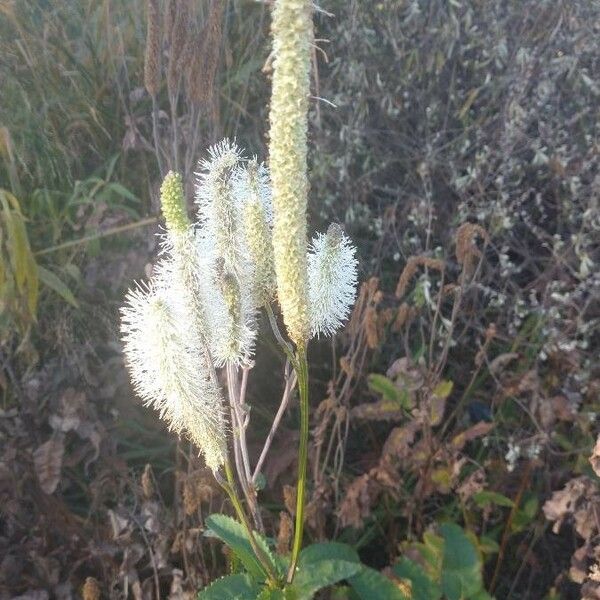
[186,0,224,107]
[395,255,445,298]
[167,0,190,96]
[144,0,161,97]
[455,222,489,276]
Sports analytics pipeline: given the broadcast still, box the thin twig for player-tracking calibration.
[252,366,297,483]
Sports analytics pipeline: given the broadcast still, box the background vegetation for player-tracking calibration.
[0,0,598,598]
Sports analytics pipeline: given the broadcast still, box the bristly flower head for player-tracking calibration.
[195,139,244,263]
[193,141,258,365]
[120,280,227,471]
[307,224,358,337]
[233,159,276,307]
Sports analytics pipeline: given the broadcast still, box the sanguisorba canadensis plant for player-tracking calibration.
[119,2,360,595]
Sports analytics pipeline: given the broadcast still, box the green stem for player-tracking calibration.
[287,345,309,583]
[220,460,279,586]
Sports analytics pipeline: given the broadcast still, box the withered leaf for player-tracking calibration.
[451,422,494,451]
[543,476,599,538]
[338,472,376,529]
[382,422,419,462]
[488,352,519,375]
[457,468,486,503]
[33,433,65,494]
[590,436,600,478]
[351,399,405,421]
[429,396,446,427]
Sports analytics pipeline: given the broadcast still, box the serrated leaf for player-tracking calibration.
[440,523,484,600]
[368,374,399,400]
[367,374,411,408]
[393,558,442,600]
[197,574,260,599]
[205,514,276,581]
[473,491,514,508]
[299,542,360,565]
[257,589,289,600]
[349,566,409,600]
[294,560,361,599]
[37,265,79,308]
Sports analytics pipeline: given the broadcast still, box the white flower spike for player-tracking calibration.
[307,224,358,338]
[193,140,258,365]
[120,280,227,472]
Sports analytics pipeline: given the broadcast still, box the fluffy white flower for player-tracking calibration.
[193,140,258,364]
[196,242,258,366]
[308,224,358,337]
[232,160,276,306]
[120,281,227,471]
[195,139,245,266]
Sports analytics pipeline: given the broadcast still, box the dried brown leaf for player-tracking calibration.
[276,511,293,555]
[82,577,101,600]
[543,476,599,538]
[338,473,375,529]
[451,422,494,451]
[33,433,65,494]
[457,468,487,503]
[381,422,419,462]
[351,399,405,422]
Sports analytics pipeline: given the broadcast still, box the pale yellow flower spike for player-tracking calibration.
[268,0,313,346]
[160,171,189,234]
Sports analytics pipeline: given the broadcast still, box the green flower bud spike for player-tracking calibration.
[160,171,190,234]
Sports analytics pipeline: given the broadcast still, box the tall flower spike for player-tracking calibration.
[268,0,312,346]
[194,141,258,365]
[120,281,227,471]
[308,224,358,338]
[195,139,244,267]
[234,160,276,307]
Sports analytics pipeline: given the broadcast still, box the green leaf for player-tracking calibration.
[367,374,411,408]
[433,380,454,399]
[294,559,361,599]
[393,558,442,600]
[205,514,276,581]
[473,491,515,508]
[257,588,286,600]
[349,566,409,600]
[440,523,484,600]
[104,181,139,203]
[511,496,539,533]
[478,535,500,555]
[38,265,79,308]
[197,574,260,599]
[299,542,360,565]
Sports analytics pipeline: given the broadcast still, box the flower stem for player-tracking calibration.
[219,460,279,586]
[287,345,309,583]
